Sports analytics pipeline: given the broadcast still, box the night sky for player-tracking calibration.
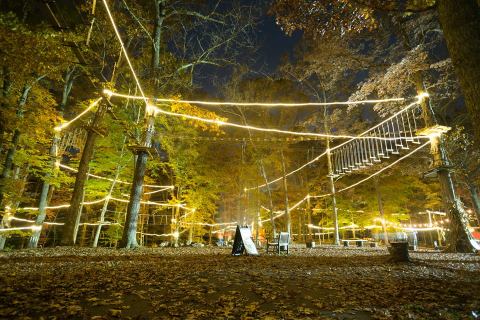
[197,9,302,96]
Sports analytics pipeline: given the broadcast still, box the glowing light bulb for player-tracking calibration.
[417,92,429,102]
[103,89,114,97]
[146,104,157,116]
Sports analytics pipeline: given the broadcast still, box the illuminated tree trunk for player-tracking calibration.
[415,76,474,252]
[0,83,33,208]
[174,202,180,247]
[327,151,340,245]
[120,116,155,248]
[93,136,126,247]
[323,101,339,245]
[374,176,389,245]
[188,226,193,245]
[467,183,480,224]
[29,67,76,248]
[28,135,59,248]
[0,66,12,156]
[260,162,276,238]
[61,103,106,246]
[152,0,166,71]
[59,67,76,113]
[281,150,291,236]
[306,195,312,240]
[437,0,480,146]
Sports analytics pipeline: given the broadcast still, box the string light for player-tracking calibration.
[309,141,430,199]
[6,216,121,228]
[335,141,430,194]
[104,89,406,107]
[144,187,174,195]
[54,98,102,132]
[258,140,431,225]
[0,226,42,233]
[246,100,428,191]
[135,101,419,141]
[258,196,309,224]
[58,163,173,189]
[19,196,188,212]
[403,226,443,232]
[182,221,238,227]
[139,229,188,237]
[102,0,147,103]
[166,135,338,142]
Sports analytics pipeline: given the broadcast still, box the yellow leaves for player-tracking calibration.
[66,305,83,315]
[168,97,226,134]
[1,246,480,319]
[108,309,122,317]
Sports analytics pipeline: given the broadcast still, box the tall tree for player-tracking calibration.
[270,0,480,146]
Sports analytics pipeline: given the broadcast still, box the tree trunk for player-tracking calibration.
[418,88,475,252]
[92,169,120,247]
[61,103,106,246]
[59,67,76,114]
[467,183,480,224]
[0,66,12,156]
[280,150,291,236]
[374,176,389,245]
[120,151,148,248]
[28,136,56,248]
[120,115,155,248]
[259,162,276,238]
[79,209,89,247]
[174,203,180,247]
[73,171,90,243]
[395,17,476,252]
[437,0,480,146]
[0,83,32,208]
[325,132,339,245]
[152,0,166,71]
[306,195,312,240]
[188,226,193,245]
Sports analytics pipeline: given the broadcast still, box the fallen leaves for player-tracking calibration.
[0,246,479,319]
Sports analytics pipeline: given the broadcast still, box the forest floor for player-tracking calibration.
[0,245,479,320]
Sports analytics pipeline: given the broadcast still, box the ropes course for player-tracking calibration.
[5,0,469,249]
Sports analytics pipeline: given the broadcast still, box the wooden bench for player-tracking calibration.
[266,232,290,254]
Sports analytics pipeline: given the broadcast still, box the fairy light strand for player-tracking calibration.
[104,90,406,107]
[54,98,102,132]
[102,0,147,103]
[58,163,174,189]
[257,141,430,226]
[18,196,190,212]
[309,140,430,199]
[246,99,427,191]
[131,99,423,141]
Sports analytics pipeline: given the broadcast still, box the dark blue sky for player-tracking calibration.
[256,16,302,73]
[197,13,302,96]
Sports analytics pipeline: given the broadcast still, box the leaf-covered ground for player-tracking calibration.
[0,245,479,319]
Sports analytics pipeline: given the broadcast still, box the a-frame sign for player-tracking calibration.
[231,225,259,256]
